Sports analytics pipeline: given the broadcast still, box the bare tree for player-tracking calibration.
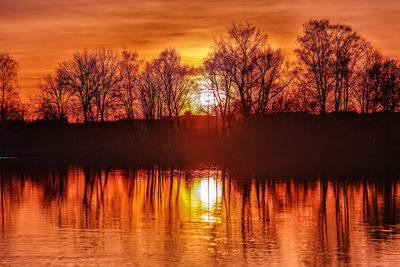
[57,48,120,122]
[330,24,363,111]
[379,59,400,112]
[207,23,290,120]
[0,53,19,123]
[214,23,267,119]
[354,43,400,113]
[289,86,318,113]
[354,48,400,113]
[139,61,162,120]
[93,48,119,121]
[355,46,383,113]
[153,48,195,126]
[268,90,302,113]
[36,72,72,121]
[296,19,366,113]
[1,97,25,122]
[250,48,293,115]
[57,50,98,122]
[203,50,236,136]
[295,19,334,114]
[117,50,141,120]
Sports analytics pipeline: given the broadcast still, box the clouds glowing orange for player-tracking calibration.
[1,0,399,100]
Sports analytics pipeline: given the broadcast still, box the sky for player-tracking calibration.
[1,0,400,101]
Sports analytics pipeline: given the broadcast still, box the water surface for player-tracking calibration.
[1,163,400,266]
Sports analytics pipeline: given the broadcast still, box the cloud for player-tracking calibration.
[0,0,399,99]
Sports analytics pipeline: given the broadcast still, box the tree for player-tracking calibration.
[36,72,72,121]
[57,50,98,122]
[203,51,236,136]
[153,48,195,126]
[0,53,19,123]
[57,48,120,122]
[378,59,400,112]
[214,23,267,119]
[93,48,119,121]
[207,23,290,120]
[296,19,365,113]
[138,61,162,120]
[117,50,141,120]
[354,48,400,113]
[268,90,302,113]
[1,97,25,122]
[249,48,293,115]
[355,47,383,113]
[330,24,363,111]
[295,19,334,114]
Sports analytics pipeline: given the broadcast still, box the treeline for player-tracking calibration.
[1,19,400,132]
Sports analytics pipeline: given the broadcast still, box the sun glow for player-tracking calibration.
[197,80,215,110]
[196,80,228,113]
[193,177,222,223]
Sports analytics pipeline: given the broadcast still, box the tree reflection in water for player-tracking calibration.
[1,163,400,266]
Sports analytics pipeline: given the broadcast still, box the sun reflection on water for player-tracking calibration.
[2,166,400,266]
[192,177,222,223]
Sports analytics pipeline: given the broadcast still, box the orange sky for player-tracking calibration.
[1,0,400,101]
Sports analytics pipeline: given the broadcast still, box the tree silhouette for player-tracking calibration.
[330,24,363,112]
[207,23,290,120]
[153,48,196,126]
[296,20,334,114]
[296,19,365,114]
[355,48,400,113]
[117,50,141,120]
[57,48,120,122]
[92,48,119,121]
[378,59,400,112]
[36,72,72,121]
[6,20,399,123]
[250,48,292,115]
[0,53,19,123]
[214,23,266,119]
[57,50,99,122]
[203,50,236,137]
[267,90,301,113]
[139,61,162,120]
[355,47,382,113]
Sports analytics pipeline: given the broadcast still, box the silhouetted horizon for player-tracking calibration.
[1,20,400,125]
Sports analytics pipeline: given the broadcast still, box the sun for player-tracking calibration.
[198,80,217,110]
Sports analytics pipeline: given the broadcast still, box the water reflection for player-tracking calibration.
[1,164,400,266]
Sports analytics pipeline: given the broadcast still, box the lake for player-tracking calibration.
[1,161,400,266]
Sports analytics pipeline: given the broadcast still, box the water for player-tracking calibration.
[1,163,400,266]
